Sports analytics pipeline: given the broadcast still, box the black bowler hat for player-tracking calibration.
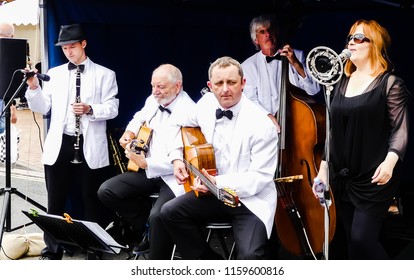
[55,24,86,46]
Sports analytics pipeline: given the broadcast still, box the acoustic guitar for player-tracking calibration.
[127,123,153,172]
[181,127,240,207]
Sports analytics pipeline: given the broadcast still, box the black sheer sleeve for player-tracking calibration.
[386,74,411,161]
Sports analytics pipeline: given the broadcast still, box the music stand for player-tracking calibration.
[0,74,47,248]
[22,210,127,259]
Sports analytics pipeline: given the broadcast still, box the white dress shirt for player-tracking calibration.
[213,102,241,175]
[242,50,320,115]
[125,90,196,197]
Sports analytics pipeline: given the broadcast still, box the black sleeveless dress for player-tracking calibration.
[329,72,410,217]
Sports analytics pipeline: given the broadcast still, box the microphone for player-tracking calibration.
[315,49,351,74]
[20,70,51,82]
[306,46,349,86]
[337,49,351,64]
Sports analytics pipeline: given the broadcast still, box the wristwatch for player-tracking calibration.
[87,105,93,115]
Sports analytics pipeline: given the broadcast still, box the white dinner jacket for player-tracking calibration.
[25,58,119,169]
[187,93,278,238]
[125,90,196,197]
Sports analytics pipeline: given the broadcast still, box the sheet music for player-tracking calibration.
[80,220,125,254]
[22,211,126,255]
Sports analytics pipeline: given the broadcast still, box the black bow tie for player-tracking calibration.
[158,105,171,114]
[265,54,281,63]
[68,62,85,73]
[216,108,233,120]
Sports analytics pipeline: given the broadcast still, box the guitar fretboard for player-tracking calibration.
[183,158,219,198]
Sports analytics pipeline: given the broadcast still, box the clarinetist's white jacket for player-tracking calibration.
[25,58,119,169]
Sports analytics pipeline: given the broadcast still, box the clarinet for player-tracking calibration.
[71,68,83,164]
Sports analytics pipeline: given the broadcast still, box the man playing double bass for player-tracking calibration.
[241,14,320,130]
[241,14,333,260]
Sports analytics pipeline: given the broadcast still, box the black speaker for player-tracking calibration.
[0,38,27,102]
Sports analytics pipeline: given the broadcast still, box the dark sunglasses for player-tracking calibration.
[347,33,370,44]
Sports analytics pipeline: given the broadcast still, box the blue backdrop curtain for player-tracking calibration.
[43,0,413,128]
[43,0,274,129]
[43,0,414,193]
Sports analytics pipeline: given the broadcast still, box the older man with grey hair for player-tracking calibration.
[0,21,17,133]
[0,22,14,38]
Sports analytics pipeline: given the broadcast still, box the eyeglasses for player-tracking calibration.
[347,33,370,44]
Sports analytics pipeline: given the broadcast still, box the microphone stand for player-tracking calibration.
[0,75,47,249]
[306,46,346,260]
[321,84,334,260]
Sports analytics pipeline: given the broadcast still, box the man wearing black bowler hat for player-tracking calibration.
[25,24,119,259]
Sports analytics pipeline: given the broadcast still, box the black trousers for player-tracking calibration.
[160,191,269,260]
[43,134,115,255]
[340,200,388,259]
[97,169,173,248]
[148,183,175,259]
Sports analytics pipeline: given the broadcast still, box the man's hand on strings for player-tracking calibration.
[125,142,148,169]
[191,168,215,193]
[173,159,189,185]
[119,130,135,149]
[279,44,306,78]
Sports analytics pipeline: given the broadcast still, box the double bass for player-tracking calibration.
[274,56,336,259]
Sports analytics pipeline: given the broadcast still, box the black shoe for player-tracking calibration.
[39,248,63,260]
[133,240,150,254]
[106,219,138,247]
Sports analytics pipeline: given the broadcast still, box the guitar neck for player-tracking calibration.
[183,158,219,197]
